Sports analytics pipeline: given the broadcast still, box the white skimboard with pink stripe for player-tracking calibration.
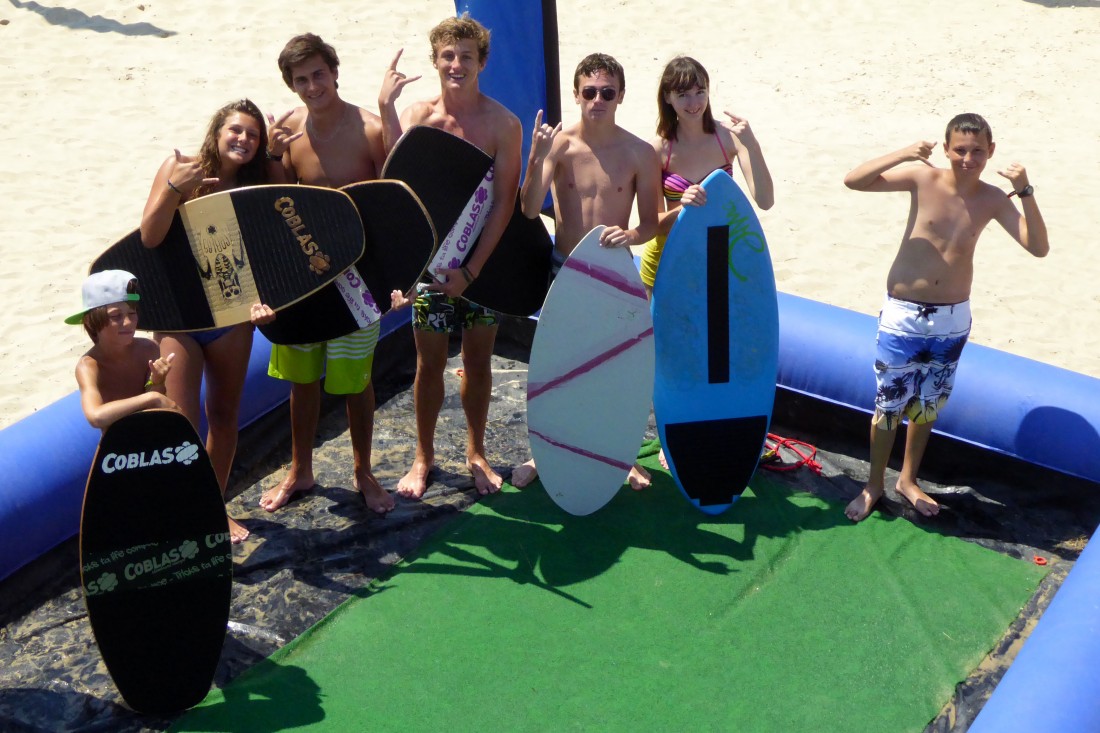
[526,226,655,515]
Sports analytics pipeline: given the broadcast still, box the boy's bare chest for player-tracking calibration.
[915,191,993,250]
[294,137,377,189]
[96,360,150,402]
[561,150,635,196]
[426,112,496,156]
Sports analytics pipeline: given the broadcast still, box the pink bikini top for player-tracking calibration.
[661,133,733,201]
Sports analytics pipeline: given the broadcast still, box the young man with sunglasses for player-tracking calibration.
[510,52,662,490]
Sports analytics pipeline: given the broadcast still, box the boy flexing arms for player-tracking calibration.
[510,52,662,490]
[378,14,523,499]
[260,33,395,515]
[843,113,1048,522]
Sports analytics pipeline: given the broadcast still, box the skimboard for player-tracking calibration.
[92,185,364,332]
[527,227,654,515]
[80,409,231,714]
[259,179,437,345]
[382,125,552,317]
[651,170,778,515]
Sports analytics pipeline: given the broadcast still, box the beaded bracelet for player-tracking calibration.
[166,179,183,195]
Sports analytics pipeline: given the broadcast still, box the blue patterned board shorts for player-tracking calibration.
[872,295,971,430]
[412,282,498,333]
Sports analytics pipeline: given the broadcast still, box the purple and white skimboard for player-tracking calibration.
[526,226,655,515]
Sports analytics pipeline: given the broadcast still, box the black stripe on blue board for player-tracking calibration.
[664,415,769,507]
[707,225,730,384]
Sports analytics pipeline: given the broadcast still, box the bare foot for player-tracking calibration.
[628,463,651,491]
[511,459,538,488]
[658,449,668,470]
[354,469,395,515]
[468,454,503,495]
[228,516,250,544]
[896,479,940,517]
[845,484,884,522]
[259,472,315,512]
[396,458,433,499]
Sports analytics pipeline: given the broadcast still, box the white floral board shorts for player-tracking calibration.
[872,295,971,430]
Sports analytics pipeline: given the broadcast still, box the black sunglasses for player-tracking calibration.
[580,86,619,101]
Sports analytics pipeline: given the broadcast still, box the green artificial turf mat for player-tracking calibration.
[173,442,1047,732]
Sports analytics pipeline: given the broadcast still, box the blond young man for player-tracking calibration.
[378,15,523,499]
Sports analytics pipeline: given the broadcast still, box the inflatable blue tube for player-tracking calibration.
[777,292,1100,485]
[0,309,410,583]
[968,524,1100,733]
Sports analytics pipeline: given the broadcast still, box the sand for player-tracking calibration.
[1,0,1096,430]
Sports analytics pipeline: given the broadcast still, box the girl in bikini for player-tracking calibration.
[640,56,775,295]
[139,99,293,543]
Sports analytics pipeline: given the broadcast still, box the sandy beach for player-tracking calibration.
[1,0,1096,430]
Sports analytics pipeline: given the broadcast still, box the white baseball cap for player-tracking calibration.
[65,270,140,325]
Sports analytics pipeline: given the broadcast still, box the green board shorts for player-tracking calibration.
[412,283,498,333]
[267,322,380,395]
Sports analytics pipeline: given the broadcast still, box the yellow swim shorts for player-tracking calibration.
[638,233,668,288]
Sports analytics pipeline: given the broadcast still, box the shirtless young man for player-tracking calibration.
[842,113,1048,523]
[70,270,177,429]
[509,52,662,490]
[378,14,522,499]
[259,33,396,515]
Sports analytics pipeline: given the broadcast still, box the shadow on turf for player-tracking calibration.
[170,661,323,733]
[386,445,854,603]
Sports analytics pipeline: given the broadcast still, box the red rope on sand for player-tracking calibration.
[759,433,823,475]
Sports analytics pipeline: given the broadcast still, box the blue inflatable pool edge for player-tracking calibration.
[0,308,411,585]
[968,521,1100,733]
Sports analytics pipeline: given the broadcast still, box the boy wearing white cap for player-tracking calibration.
[69,270,177,429]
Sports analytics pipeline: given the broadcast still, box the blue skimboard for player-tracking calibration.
[651,170,778,514]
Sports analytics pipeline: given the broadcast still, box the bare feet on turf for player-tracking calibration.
[259,472,315,512]
[396,458,432,500]
[628,463,651,491]
[228,516,250,544]
[896,479,940,517]
[845,484,884,522]
[468,454,503,495]
[511,459,538,488]
[354,469,395,514]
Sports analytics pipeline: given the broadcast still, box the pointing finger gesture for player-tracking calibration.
[722,111,759,148]
[530,109,561,160]
[380,48,422,108]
